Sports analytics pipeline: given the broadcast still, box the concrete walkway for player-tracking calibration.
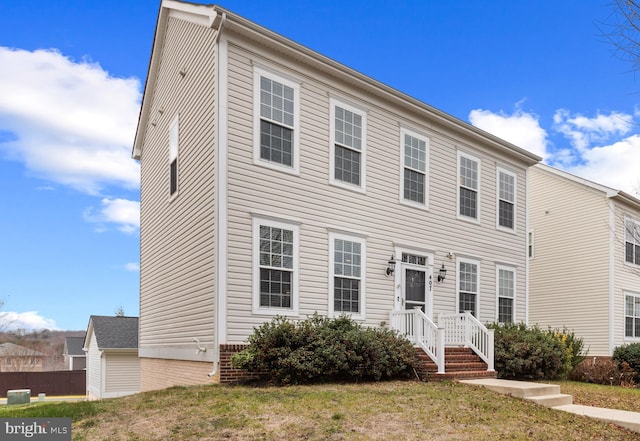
[461,378,640,434]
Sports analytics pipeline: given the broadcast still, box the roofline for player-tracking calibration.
[132,1,541,165]
[535,163,640,210]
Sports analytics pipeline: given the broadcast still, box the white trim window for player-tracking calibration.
[625,292,640,338]
[625,218,640,265]
[458,257,479,317]
[458,152,480,221]
[496,265,515,323]
[497,168,516,231]
[169,114,179,197]
[329,232,366,318]
[330,98,366,191]
[400,128,429,207]
[253,217,299,315]
[253,66,300,174]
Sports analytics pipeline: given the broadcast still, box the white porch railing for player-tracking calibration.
[390,308,445,373]
[389,309,494,373]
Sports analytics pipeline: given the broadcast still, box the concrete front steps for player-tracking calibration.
[417,347,498,381]
[460,378,573,407]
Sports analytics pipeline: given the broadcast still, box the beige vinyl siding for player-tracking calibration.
[105,353,140,395]
[86,334,101,398]
[139,16,217,358]
[223,34,530,342]
[529,166,611,355]
[612,202,640,349]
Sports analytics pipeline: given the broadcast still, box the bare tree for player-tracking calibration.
[604,1,640,73]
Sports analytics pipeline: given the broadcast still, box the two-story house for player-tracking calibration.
[529,163,640,357]
[133,0,540,390]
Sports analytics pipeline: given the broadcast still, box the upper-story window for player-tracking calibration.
[497,265,515,323]
[330,98,366,191]
[458,152,480,221]
[169,115,179,197]
[401,128,429,207]
[329,232,366,319]
[497,168,516,230]
[253,217,299,315]
[458,257,479,317]
[254,66,300,174]
[625,218,640,265]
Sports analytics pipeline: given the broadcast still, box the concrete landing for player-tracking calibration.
[461,378,640,434]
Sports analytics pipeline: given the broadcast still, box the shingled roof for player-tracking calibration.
[64,336,86,356]
[86,316,138,350]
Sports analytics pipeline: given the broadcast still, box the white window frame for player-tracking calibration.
[457,151,481,223]
[252,216,299,316]
[496,167,517,233]
[624,291,640,340]
[624,217,640,266]
[329,97,367,193]
[329,231,366,320]
[457,256,480,319]
[253,65,300,175]
[399,127,429,209]
[496,265,516,323]
[169,114,179,198]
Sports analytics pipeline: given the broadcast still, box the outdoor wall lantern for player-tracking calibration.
[386,255,396,275]
[437,263,447,282]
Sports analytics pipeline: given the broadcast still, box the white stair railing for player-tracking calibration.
[437,312,495,371]
[389,308,445,374]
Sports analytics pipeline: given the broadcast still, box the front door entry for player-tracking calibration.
[399,252,432,317]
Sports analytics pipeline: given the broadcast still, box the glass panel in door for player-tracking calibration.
[405,268,426,313]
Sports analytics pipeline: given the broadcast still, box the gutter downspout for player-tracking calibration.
[209,10,227,378]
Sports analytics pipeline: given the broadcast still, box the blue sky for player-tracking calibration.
[0,1,638,331]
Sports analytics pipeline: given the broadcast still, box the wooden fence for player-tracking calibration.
[0,370,85,397]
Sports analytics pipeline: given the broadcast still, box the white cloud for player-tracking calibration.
[0,47,141,195]
[0,311,58,331]
[84,198,140,233]
[468,107,549,159]
[124,262,140,272]
[553,109,633,153]
[562,135,640,196]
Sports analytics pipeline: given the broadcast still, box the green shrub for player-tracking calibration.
[232,314,419,384]
[546,327,587,372]
[613,343,640,374]
[488,322,576,380]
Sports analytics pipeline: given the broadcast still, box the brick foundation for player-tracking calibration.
[219,344,262,384]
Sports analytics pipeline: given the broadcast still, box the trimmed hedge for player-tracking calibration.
[488,323,586,380]
[232,314,420,384]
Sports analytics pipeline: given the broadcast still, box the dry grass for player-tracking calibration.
[2,381,640,440]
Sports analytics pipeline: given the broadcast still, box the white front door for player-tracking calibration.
[398,252,433,318]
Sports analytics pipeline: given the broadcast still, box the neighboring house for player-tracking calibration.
[83,316,140,400]
[0,343,45,372]
[132,0,541,390]
[63,336,87,370]
[529,163,640,356]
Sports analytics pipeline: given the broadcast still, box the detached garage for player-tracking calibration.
[84,315,139,400]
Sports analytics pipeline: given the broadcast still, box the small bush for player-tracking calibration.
[569,358,637,386]
[488,323,577,380]
[232,314,420,384]
[613,343,640,375]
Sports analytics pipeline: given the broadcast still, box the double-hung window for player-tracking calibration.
[169,115,179,196]
[254,66,299,174]
[253,217,299,315]
[458,258,479,317]
[625,292,640,338]
[497,168,516,230]
[330,98,366,191]
[497,266,515,323]
[625,218,640,265]
[458,152,480,221]
[401,129,429,207]
[329,232,366,318]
